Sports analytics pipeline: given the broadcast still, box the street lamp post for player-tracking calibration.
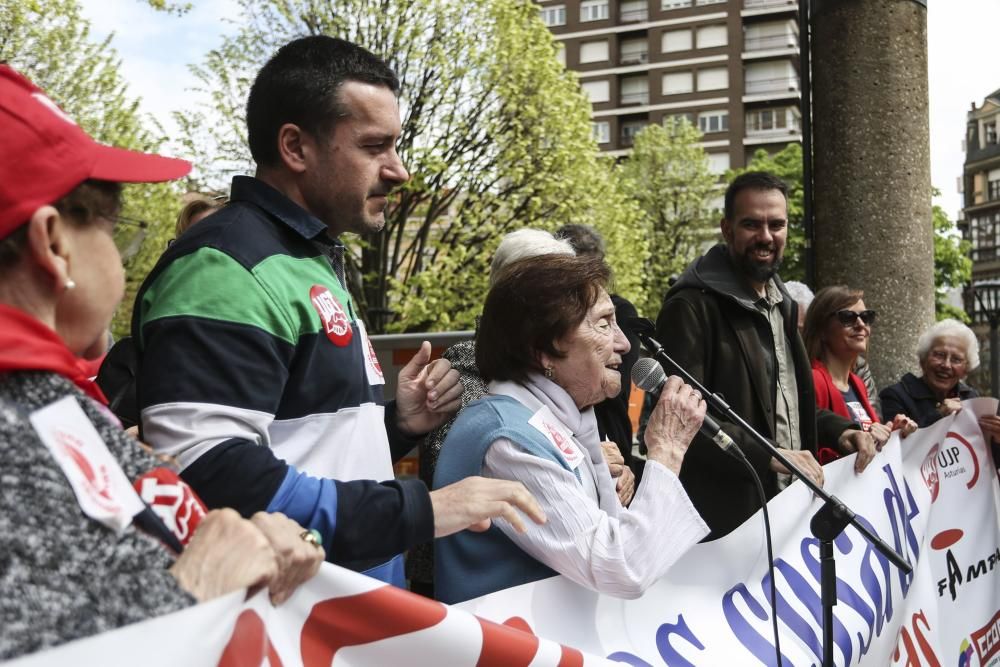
[973,281,1000,397]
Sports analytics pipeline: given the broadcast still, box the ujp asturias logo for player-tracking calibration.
[939,431,981,491]
[55,429,120,513]
[920,443,940,502]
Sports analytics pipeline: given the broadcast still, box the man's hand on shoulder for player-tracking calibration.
[395,341,463,436]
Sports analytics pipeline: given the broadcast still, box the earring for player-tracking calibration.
[544,367,554,379]
[64,278,76,290]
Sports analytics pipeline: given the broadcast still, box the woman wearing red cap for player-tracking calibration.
[0,65,323,658]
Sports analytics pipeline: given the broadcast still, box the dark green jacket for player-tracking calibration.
[656,244,854,539]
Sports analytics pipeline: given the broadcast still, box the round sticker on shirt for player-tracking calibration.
[309,285,353,347]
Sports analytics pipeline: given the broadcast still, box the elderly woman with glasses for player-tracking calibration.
[433,254,709,604]
[879,319,1000,441]
[803,286,915,462]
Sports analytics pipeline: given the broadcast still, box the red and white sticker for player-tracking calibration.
[356,320,384,386]
[29,396,145,535]
[134,468,207,546]
[310,284,353,347]
[528,406,585,470]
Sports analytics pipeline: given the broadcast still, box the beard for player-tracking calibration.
[734,243,783,284]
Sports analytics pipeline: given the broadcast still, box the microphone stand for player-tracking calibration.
[635,328,911,667]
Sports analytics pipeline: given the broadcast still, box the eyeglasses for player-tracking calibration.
[929,349,966,366]
[832,309,877,327]
[110,215,149,260]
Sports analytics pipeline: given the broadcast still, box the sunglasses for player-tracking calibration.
[832,309,877,327]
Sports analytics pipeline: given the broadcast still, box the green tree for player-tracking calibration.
[174,0,647,333]
[619,118,718,318]
[728,143,806,282]
[0,0,184,338]
[932,196,972,322]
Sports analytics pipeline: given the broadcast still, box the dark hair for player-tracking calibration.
[802,285,865,360]
[247,36,400,167]
[554,223,605,259]
[0,179,122,271]
[476,254,611,384]
[724,171,788,221]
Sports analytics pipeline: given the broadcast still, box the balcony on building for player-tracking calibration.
[621,120,648,147]
[620,0,648,23]
[743,59,800,102]
[744,106,802,144]
[620,75,649,106]
[743,19,798,59]
[742,0,798,17]
[619,37,649,65]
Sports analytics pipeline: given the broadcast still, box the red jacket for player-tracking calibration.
[811,359,880,464]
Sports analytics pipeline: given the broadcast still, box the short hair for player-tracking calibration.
[0,180,121,272]
[916,318,980,371]
[802,285,865,360]
[554,223,605,259]
[175,197,222,237]
[783,280,814,311]
[489,229,574,285]
[246,36,399,167]
[724,171,789,221]
[477,254,611,384]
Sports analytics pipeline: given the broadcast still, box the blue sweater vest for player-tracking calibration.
[433,394,581,604]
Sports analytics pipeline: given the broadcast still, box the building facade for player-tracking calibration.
[537,0,802,172]
[964,90,1000,318]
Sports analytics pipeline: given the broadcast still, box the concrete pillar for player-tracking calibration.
[810,0,934,390]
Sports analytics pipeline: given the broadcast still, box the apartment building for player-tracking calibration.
[962,88,1000,321]
[537,0,802,173]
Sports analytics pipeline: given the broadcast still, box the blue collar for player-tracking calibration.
[230,175,329,241]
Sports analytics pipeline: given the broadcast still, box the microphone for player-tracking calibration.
[631,357,737,454]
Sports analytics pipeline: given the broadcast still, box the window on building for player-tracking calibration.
[620,75,649,105]
[581,80,610,103]
[580,0,609,22]
[697,67,728,91]
[696,0,727,5]
[592,121,611,144]
[662,29,693,53]
[579,40,609,64]
[707,152,731,174]
[540,4,566,27]
[698,110,729,133]
[620,0,648,22]
[620,38,648,64]
[696,25,728,49]
[554,44,566,67]
[986,121,998,145]
[662,71,694,95]
[662,0,692,9]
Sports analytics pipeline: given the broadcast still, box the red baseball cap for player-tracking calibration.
[0,64,192,239]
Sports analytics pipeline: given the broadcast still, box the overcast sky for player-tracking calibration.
[79,0,999,219]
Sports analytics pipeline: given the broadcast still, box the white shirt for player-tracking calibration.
[482,375,709,598]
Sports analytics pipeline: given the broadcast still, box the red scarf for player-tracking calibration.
[0,303,108,404]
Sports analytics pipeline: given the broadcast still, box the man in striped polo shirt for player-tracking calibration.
[134,36,544,587]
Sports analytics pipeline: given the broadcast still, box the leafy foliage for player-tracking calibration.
[174,0,647,332]
[0,0,185,338]
[932,197,972,322]
[619,119,718,318]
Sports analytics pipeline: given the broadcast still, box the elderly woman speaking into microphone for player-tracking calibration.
[434,254,709,604]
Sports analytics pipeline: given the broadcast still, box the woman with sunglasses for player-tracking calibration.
[803,286,915,463]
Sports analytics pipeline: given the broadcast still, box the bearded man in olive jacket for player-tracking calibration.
[655,172,876,540]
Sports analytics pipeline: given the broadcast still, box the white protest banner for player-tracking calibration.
[9,400,1000,666]
[462,399,1000,666]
